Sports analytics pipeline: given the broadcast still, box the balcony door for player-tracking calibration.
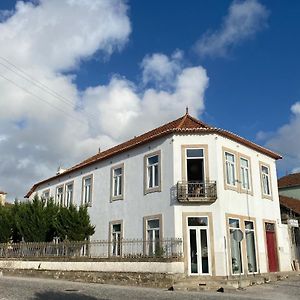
[188,217,211,275]
[186,148,205,183]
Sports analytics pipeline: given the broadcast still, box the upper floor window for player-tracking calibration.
[56,185,64,206]
[82,175,93,206]
[260,164,271,197]
[144,151,161,194]
[186,148,205,182]
[42,189,50,201]
[65,182,73,207]
[240,157,250,191]
[111,164,124,201]
[225,152,236,186]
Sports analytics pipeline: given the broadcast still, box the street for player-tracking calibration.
[0,275,299,300]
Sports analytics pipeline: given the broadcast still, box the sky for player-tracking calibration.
[0,0,300,200]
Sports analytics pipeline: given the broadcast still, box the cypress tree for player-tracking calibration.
[0,205,12,243]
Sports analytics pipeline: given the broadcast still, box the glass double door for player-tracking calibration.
[188,217,210,275]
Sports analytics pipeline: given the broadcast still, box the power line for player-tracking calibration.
[0,56,101,121]
[0,72,90,127]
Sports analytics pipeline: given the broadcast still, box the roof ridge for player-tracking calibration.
[177,113,188,129]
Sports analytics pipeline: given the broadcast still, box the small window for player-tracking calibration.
[111,164,124,200]
[82,175,93,206]
[148,155,159,188]
[56,186,64,206]
[187,149,204,158]
[65,182,73,207]
[144,151,161,193]
[188,217,208,226]
[261,164,271,197]
[42,190,50,201]
[240,157,250,191]
[225,152,236,186]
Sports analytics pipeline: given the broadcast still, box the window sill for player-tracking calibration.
[144,186,161,195]
[262,194,272,200]
[110,196,124,202]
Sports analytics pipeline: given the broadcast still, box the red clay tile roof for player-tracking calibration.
[279,195,300,215]
[278,173,300,188]
[25,113,282,197]
[0,191,7,195]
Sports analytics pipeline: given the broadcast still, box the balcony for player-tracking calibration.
[177,181,217,203]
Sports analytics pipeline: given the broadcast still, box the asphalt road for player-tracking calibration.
[0,275,299,300]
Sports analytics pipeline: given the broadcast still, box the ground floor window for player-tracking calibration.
[229,218,243,274]
[245,220,257,273]
[111,223,122,256]
[146,219,160,256]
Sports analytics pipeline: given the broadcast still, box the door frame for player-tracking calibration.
[187,220,211,275]
[182,212,215,276]
[263,219,280,272]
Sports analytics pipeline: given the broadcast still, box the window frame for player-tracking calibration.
[110,163,124,201]
[55,185,64,206]
[64,181,74,207]
[181,144,209,182]
[223,148,238,191]
[239,155,253,194]
[244,220,258,274]
[81,174,93,207]
[109,220,123,257]
[259,162,272,199]
[226,214,259,276]
[42,189,50,201]
[143,214,163,255]
[223,147,253,195]
[144,150,162,194]
[228,217,244,275]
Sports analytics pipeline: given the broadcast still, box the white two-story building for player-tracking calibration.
[26,112,292,277]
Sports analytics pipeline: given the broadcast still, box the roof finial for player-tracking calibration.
[185,106,189,115]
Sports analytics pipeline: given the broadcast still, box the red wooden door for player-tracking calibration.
[266,225,279,272]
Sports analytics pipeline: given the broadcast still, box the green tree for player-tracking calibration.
[13,195,48,242]
[0,205,12,243]
[54,205,95,241]
[11,195,95,242]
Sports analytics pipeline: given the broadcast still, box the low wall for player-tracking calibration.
[0,260,184,274]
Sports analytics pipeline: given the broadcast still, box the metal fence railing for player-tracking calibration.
[177,181,217,202]
[0,238,183,260]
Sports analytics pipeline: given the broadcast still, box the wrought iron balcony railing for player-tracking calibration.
[177,181,217,203]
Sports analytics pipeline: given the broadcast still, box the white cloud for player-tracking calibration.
[0,1,209,199]
[141,50,183,87]
[0,0,130,71]
[260,102,300,174]
[195,0,269,57]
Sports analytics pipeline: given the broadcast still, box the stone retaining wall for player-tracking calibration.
[1,269,184,288]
